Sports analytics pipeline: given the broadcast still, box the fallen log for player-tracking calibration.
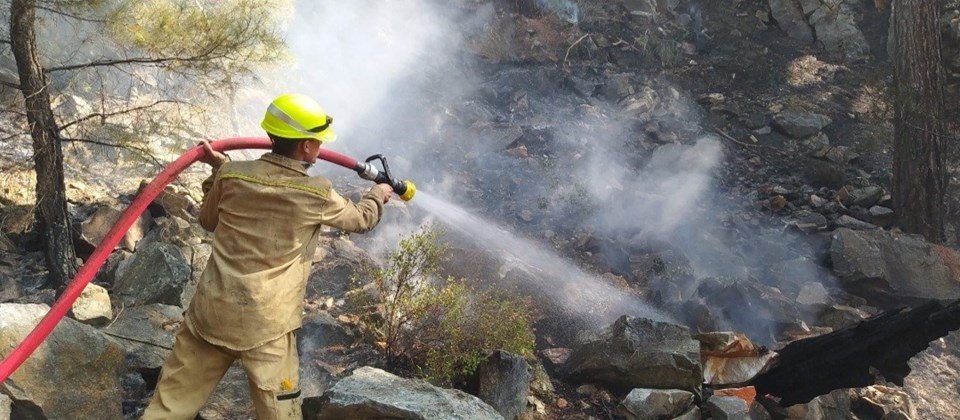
[751,299,960,406]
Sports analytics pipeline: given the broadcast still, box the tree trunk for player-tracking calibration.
[892,0,948,243]
[10,0,76,288]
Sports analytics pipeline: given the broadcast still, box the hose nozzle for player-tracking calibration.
[396,180,416,201]
[356,154,416,201]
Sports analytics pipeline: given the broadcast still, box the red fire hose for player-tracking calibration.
[0,137,363,383]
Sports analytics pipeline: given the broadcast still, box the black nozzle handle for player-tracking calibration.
[356,154,408,196]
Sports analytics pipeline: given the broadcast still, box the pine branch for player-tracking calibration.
[58,100,182,131]
[59,137,163,167]
[34,5,105,23]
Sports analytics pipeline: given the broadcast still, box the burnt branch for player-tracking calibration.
[751,299,960,405]
[47,57,196,72]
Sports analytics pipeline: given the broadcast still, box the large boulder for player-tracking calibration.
[769,0,814,42]
[563,316,702,393]
[693,279,804,346]
[807,0,869,60]
[297,311,356,353]
[768,0,868,60]
[773,110,832,139]
[307,237,377,300]
[113,242,191,307]
[137,216,212,305]
[146,184,199,221]
[75,205,152,258]
[705,395,749,420]
[0,303,124,419]
[475,350,531,420]
[830,228,960,307]
[617,388,694,420]
[103,304,182,371]
[315,366,503,419]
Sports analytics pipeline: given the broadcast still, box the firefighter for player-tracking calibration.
[143,93,392,419]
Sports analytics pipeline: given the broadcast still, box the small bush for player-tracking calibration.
[361,226,446,359]
[358,226,536,385]
[419,281,536,384]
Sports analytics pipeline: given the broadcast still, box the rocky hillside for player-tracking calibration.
[3,1,960,419]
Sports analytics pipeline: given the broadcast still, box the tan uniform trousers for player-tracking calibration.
[142,320,302,420]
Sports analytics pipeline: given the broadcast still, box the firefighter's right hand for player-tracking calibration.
[199,140,228,167]
[376,183,393,203]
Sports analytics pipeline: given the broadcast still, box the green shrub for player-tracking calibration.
[420,281,536,384]
[361,226,446,359]
[359,226,536,385]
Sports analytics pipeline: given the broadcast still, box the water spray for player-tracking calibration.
[0,137,415,383]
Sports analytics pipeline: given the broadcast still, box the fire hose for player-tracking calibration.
[0,137,415,383]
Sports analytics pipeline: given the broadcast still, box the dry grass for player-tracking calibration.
[932,244,960,283]
[467,13,581,63]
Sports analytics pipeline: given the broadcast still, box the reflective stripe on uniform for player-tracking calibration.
[220,172,329,198]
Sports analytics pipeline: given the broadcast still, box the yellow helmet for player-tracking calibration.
[260,93,337,142]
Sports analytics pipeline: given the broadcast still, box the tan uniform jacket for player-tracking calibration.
[186,152,386,351]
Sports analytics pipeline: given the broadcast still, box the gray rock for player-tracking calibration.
[705,395,749,420]
[793,211,829,232]
[0,394,10,420]
[783,389,852,419]
[93,250,130,287]
[564,316,702,393]
[0,386,45,420]
[603,73,635,101]
[476,350,531,420]
[773,110,832,138]
[297,311,356,353]
[816,304,870,330]
[831,228,960,306]
[148,184,199,221]
[307,237,377,299]
[834,215,878,230]
[697,280,802,345]
[796,282,831,306]
[618,388,694,420]
[567,75,598,97]
[300,360,337,403]
[70,282,113,326]
[76,206,152,257]
[0,304,124,419]
[623,0,657,15]
[0,233,13,253]
[0,255,20,302]
[869,206,895,228]
[103,304,182,370]
[317,366,503,419]
[671,406,701,420]
[769,0,814,42]
[848,186,884,208]
[750,401,773,420]
[802,159,845,189]
[809,2,869,60]
[113,242,191,307]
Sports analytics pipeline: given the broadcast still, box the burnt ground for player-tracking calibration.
[2,0,959,419]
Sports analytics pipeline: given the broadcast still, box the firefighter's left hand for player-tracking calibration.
[199,140,228,166]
